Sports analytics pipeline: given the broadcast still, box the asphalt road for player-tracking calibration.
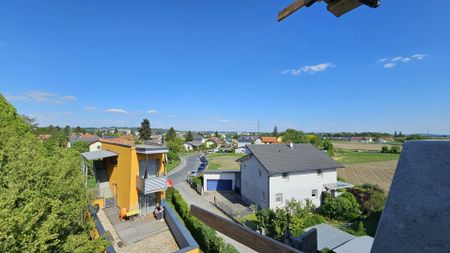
[168,155,256,253]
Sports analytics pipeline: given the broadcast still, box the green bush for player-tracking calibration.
[320,192,361,221]
[192,176,202,188]
[381,146,390,153]
[390,146,401,154]
[302,214,326,228]
[348,184,386,215]
[166,188,237,253]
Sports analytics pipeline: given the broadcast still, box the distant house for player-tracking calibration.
[151,134,163,144]
[377,137,394,143]
[235,136,261,153]
[303,224,374,253]
[67,133,99,148]
[193,134,206,144]
[350,137,373,143]
[237,144,348,209]
[184,141,203,151]
[205,137,223,149]
[260,136,280,144]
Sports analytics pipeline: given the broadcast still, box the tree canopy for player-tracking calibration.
[138,118,152,140]
[185,131,193,142]
[281,129,307,143]
[0,95,105,252]
[165,127,177,142]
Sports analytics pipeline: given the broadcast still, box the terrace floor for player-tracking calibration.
[99,206,179,252]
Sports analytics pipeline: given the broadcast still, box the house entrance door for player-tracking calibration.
[138,192,156,215]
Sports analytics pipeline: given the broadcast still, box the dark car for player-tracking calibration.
[202,160,209,165]
[200,157,207,162]
[198,164,206,171]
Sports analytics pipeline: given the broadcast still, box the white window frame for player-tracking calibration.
[275,193,283,203]
[312,189,318,198]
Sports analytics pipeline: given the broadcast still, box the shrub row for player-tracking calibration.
[166,188,238,253]
[381,145,401,153]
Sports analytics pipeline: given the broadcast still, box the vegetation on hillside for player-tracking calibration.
[0,95,105,252]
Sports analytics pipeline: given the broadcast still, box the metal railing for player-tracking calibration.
[136,176,168,195]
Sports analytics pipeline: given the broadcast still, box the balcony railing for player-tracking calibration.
[136,176,168,195]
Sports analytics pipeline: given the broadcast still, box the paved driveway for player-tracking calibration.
[169,156,256,253]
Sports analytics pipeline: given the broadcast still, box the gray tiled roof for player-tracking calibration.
[245,144,343,175]
[372,141,450,253]
[304,223,355,251]
[237,136,259,142]
[334,236,374,253]
[81,150,117,160]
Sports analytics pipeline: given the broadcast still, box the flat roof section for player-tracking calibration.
[82,150,118,160]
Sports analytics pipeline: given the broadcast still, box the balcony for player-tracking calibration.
[136,176,168,194]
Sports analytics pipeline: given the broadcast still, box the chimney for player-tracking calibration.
[289,142,294,149]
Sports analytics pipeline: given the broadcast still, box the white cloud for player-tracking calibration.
[411,54,427,60]
[105,108,128,114]
[147,109,158,114]
[384,63,396,68]
[4,90,77,103]
[218,119,231,123]
[377,53,427,68]
[84,106,98,111]
[282,63,335,76]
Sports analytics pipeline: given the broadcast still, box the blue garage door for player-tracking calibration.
[207,179,232,191]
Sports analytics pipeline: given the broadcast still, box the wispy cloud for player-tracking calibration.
[378,53,427,68]
[168,115,177,118]
[218,119,231,123]
[4,90,77,103]
[105,108,128,114]
[282,63,335,76]
[384,63,396,68]
[84,106,99,111]
[147,109,158,114]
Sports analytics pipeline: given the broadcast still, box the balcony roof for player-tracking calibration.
[135,144,169,154]
[81,150,118,160]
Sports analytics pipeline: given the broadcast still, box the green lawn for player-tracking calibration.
[334,150,400,164]
[207,162,221,170]
[208,153,245,158]
[167,159,181,172]
[237,213,258,231]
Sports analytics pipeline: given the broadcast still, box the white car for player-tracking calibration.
[189,170,199,177]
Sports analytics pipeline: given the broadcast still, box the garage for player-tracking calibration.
[203,170,239,192]
[207,179,233,191]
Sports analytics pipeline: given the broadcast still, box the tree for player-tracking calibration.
[320,192,361,221]
[348,184,386,215]
[138,118,152,140]
[64,125,71,136]
[165,127,177,142]
[22,115,38,132]
[75,126,82,133]
[72,141,90,153]
[322,140,335,156]
[273,126,278,137]
[282,129,307,143]
[185,131,193,142]
[0,95,106,252]
[215,131,219,138]
[114,127,119,134]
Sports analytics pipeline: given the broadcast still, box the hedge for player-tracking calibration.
[166,188,239,253]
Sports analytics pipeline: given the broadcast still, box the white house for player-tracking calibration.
[237,144,347,209]
[89,140,102,152]
[235,136,261,153]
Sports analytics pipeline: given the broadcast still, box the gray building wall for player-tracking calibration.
[240,156,270,209]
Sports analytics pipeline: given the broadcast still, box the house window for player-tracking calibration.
[312,189,318,198]
[275,193,283,203]
[258,170,262,177]
[317,170,323,177]
[261,191,265,201]
[282,173,289,181]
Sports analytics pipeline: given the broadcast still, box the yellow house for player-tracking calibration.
[83,141,169,215]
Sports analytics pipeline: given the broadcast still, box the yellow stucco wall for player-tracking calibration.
[102,142,166,212]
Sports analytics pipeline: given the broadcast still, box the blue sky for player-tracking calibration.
[1,1,449,133]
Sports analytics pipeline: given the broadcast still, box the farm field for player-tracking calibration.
[207,153,244,170]
[333,149,400,164]
[338,160,398,192]
[332,141,400,151]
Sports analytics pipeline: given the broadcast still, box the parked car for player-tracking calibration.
[200,157,207,163]
[189,170,199,177]
[202,160,209,166]
[198,164,206,171]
